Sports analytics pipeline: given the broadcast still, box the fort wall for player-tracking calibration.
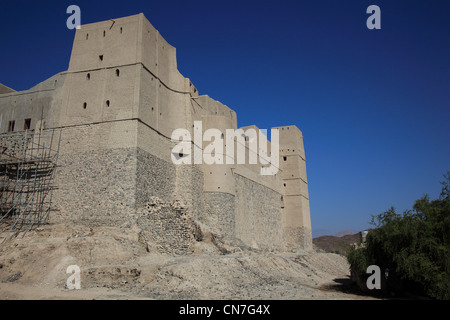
[0,13,312,252]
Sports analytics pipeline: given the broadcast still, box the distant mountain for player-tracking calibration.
[312,229,334,238]
[336,230,355,237]
[313,232,362,256]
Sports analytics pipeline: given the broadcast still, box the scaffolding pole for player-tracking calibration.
[0,127,61,240]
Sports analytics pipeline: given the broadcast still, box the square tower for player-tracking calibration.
[276,125,312,250]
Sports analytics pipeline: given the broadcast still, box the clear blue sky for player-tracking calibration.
[1,0,449,237]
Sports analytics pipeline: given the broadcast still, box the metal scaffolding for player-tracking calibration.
[0,128,61,239]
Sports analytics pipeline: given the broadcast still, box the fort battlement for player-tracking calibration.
[0,13,312,251]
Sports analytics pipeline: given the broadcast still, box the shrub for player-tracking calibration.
[347,172,450,299]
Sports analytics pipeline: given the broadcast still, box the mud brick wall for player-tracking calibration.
[234,174,285,251]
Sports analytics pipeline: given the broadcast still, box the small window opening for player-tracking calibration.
[99,55,103,61]
[24,119,31,130]
[87,73,90,80]
[103,30,106,37]
[83,102,87,109]
[8,121,15,132]
[106,100,110,107]
[86,33,89,40]
[120,27,123,34]
[115,69,120,77]
[179,152,184,158]
[283,183,286,187]
[283,156,287,161]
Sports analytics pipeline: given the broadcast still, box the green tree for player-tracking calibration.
[347,172,450,299]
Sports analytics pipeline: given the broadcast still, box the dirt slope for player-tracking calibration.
[0,223,374,300]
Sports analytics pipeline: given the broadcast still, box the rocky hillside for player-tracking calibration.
[313,232,362,256]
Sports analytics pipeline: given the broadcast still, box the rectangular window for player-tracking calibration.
[8,120,15,132]
[24,118,31,130]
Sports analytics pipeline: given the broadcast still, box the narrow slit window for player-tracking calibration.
[83,102,87,109]
[8,121,15,132]
[24,119,31,130]
[99,55,103,61]
[86,33,89,40]
[106,100,110,107]
[120,27,123,34]
[87,73,90,80]
[115,69,120,77]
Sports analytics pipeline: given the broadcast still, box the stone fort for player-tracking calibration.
[0,14,312,252]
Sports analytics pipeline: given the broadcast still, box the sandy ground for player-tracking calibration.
[0,223,377,300]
